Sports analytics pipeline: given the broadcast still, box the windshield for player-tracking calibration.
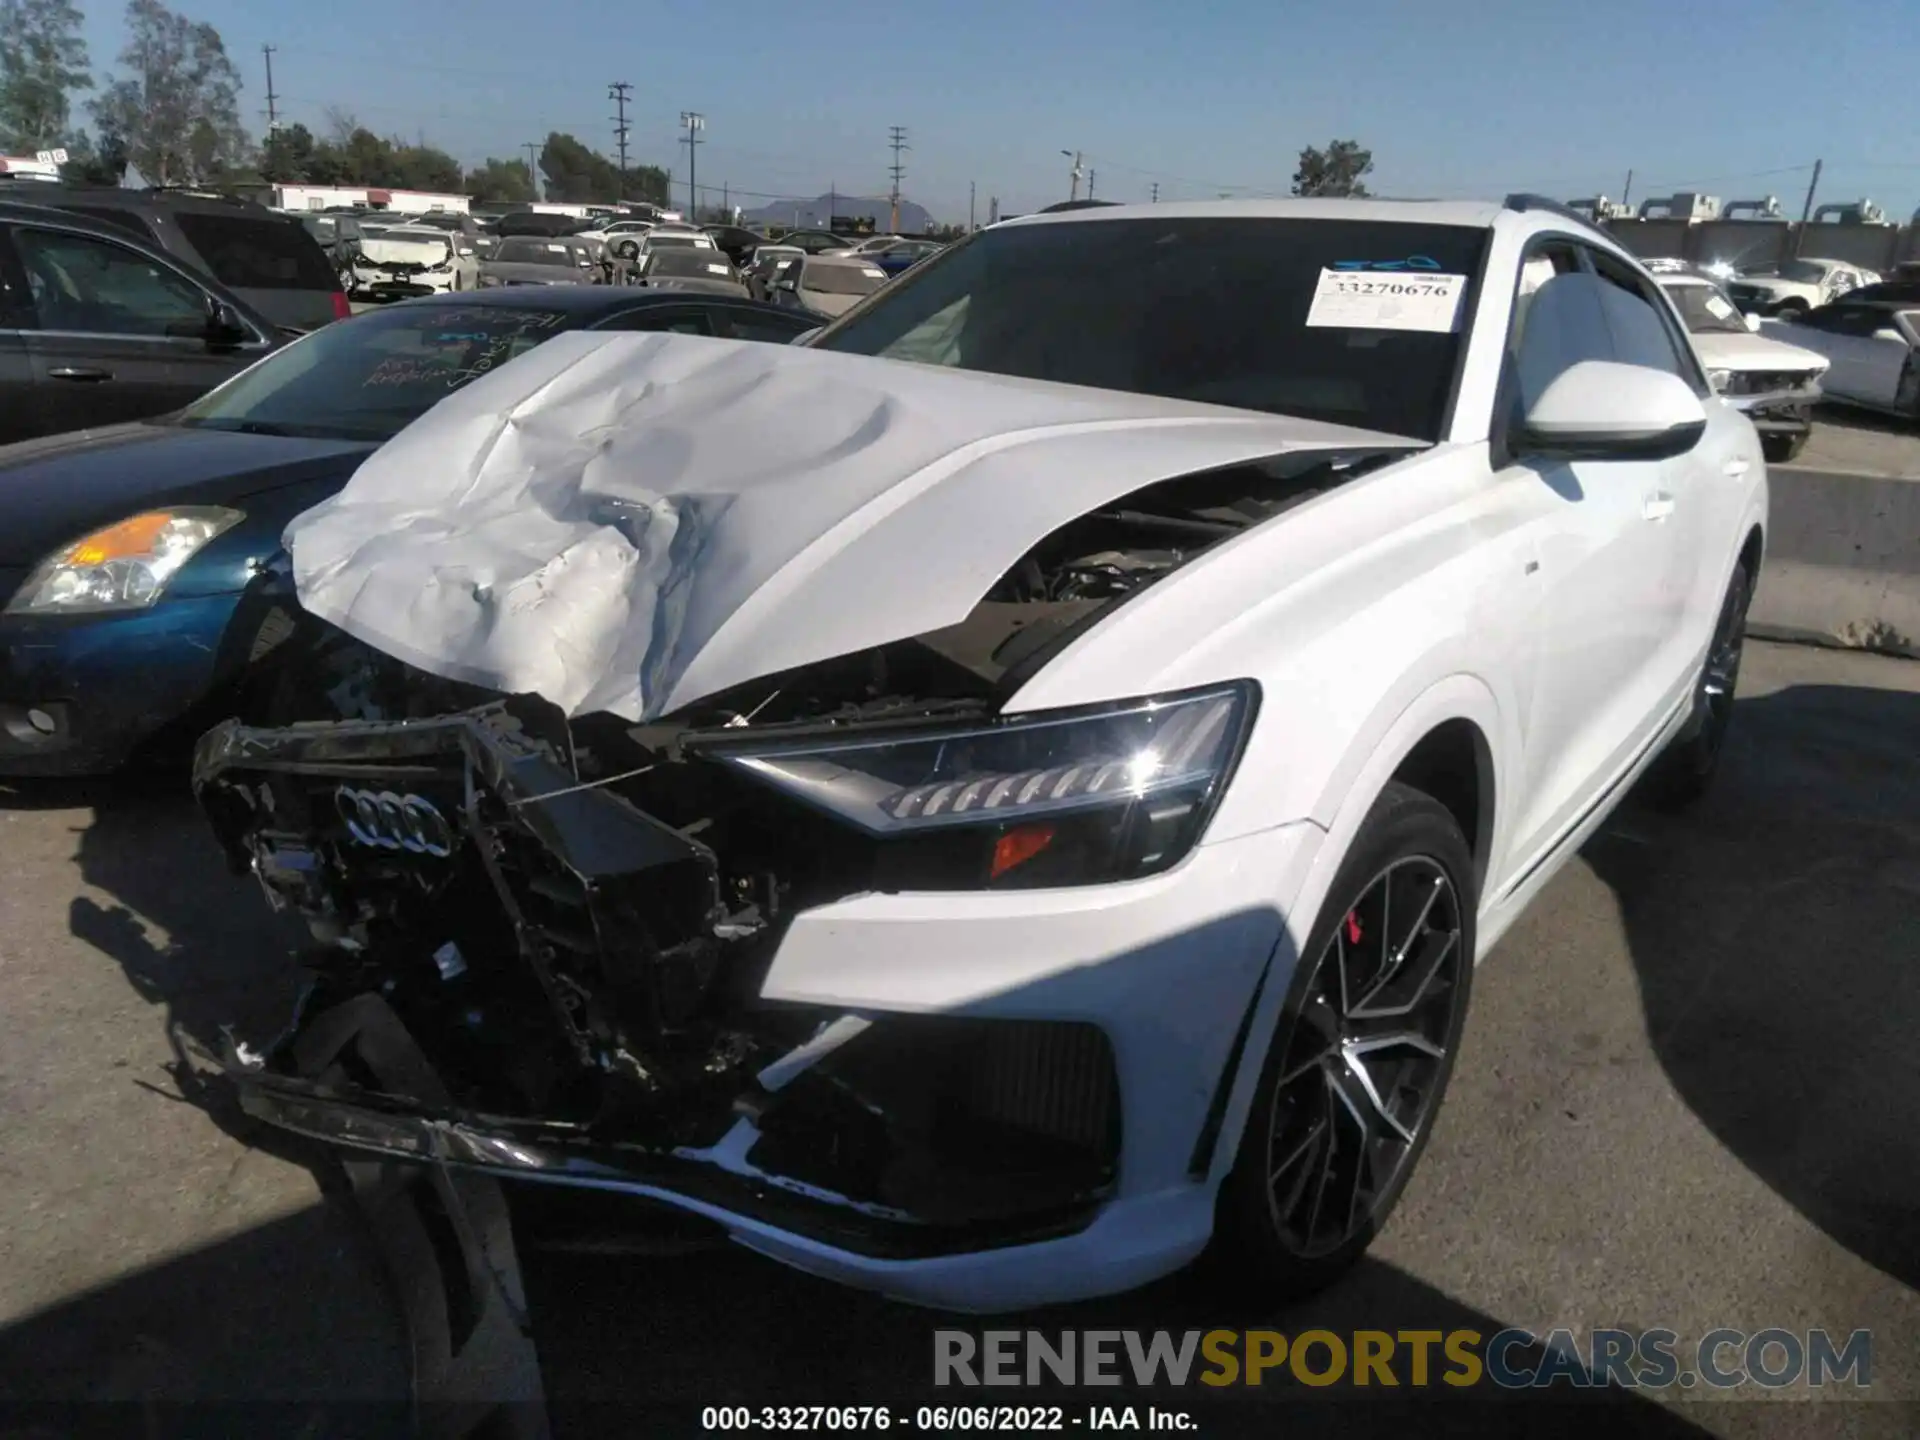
[803,262,887,296]
[811,217,1488,440]
[493,238,575,266]
[1661,280,1750,335]
[644,250,735,280]
[175,303,574,441]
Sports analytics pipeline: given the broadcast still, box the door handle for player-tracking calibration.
[47,366,113,382]
[1642,494,1676,522]
[1723,458,1751,479]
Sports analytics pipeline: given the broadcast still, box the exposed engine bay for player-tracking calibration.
[198,450,1395,1250]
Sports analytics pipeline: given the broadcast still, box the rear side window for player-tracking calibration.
[172,213,337,290]
[57,205,160,243]
[14,226,210,337]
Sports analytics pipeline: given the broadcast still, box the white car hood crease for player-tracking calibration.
[286,331,1421,721]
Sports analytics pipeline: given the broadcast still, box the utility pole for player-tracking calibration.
[261,45,280,134]
[1086,168,1095,200]
[722,181,728,217]
[523,142,541,202]
[968,180,975,232]
[1150,181,1159,203]
[608,82,632,200]
[989,195,999,224]
[1620,168,1633,208]
[1061,150,1083,202]
[679,112,704,218]
[1793,158,1823,256]
[887,125,910,232]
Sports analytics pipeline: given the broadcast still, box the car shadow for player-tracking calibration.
[1590,678,1920,1294]
[0,770,319,1165]
[516,1237,1717,1436]
[0,1203,410,1431]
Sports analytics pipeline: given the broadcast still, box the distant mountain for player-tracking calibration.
[737,192,936,234]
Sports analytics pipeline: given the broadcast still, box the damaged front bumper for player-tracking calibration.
[194,705,1318,1310]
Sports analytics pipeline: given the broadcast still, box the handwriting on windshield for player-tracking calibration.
[362,355,457,388]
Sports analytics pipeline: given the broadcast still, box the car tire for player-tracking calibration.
[1897,358,1920,422]
[1209,781,1476,1302]
[1761,432,1806,464]
[1644,562,1752,811]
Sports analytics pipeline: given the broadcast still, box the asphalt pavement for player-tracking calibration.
[0,639,1915,1436]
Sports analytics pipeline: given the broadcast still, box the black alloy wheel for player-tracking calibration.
[1213,782,1476,1299]
[1645,562,1752,809]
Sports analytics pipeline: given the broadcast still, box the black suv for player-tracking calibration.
[0,200,282,444]
[0,182,347,331]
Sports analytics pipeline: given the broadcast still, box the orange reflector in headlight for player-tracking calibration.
[990,823,1056,879]
[67,512,175,565]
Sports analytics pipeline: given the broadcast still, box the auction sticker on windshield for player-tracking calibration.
[1306,268,1467,332]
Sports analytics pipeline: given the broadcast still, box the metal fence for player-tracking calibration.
[1602,218,1920,274]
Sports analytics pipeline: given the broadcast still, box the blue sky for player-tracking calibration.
[78,0,1920,222]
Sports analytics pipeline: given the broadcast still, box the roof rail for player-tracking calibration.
[1503,192,1607,232]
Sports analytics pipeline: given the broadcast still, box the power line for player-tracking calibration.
[887,125,909,231]
[608,82,632,197]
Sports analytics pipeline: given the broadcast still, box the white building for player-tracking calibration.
[256,182,470,214]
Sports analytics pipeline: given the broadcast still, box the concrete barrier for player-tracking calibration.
[1751,468,1920,658]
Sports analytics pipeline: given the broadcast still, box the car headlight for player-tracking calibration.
[707,682,1257,888]
[5,507,243,614]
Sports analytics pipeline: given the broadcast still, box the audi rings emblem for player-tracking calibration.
[334,787,457,857]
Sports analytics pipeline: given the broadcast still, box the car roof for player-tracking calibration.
[994,197,1508,230]
[374,287,767,317]
[0,181,282,217]
[803,253,883,267]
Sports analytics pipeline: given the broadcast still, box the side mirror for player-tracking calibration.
[1744,312,1761,333]
[1513,360,1707,462]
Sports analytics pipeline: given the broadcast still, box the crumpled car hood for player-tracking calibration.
[286,331,1420,721]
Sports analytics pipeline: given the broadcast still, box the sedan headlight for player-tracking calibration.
[5,507,243,614]
[709,682,1256,888]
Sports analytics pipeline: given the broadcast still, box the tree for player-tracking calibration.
[0,0,91,153]
[260,121,314,181]
[59,128,127,185]
[625,163,668,207]
[389,143,461,193]
[90,0,247,185]
[539,131,620,202]
[1292,139,1373,199]
[466,156,535,203]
